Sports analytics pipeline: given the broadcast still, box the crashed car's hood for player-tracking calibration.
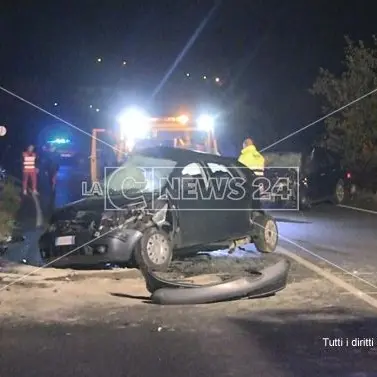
[51,192,156,222]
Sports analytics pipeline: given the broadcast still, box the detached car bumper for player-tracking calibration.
[142,258,290,305]
[39,228,143,266]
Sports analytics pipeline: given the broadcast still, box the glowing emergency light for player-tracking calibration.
[197,114,214,131]
[49,138,70,144]
[176,114,189,125]
[117,108,150,140]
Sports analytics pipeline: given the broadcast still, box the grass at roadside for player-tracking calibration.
[0,178,21,242]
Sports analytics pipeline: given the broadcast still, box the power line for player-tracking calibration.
[151,0,222,99]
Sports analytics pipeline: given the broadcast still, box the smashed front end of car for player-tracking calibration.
[38,197,169,267]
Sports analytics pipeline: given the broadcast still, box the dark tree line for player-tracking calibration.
[311,36,377,174]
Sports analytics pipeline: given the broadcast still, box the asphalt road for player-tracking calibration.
[273,204,377,289]
[1,298,377,377]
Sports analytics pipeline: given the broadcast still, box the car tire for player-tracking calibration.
[299,195,311,211]
[251,215,278,253]
[134,227,172,272]
[333,179,347,204]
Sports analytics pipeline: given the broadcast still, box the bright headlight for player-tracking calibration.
[117,108,150,139]
[197,114,214,131]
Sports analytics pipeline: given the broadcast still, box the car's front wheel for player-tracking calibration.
[134,228,173,271]
[251,214,278,253]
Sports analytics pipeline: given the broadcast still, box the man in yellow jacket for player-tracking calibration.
[176,134,191,149]
[238,138,265,176]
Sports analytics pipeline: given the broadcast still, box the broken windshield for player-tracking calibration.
[104,154,177,195]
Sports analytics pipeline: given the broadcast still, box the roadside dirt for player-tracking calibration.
[0,262,146,319]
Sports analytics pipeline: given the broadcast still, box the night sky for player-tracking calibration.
[1,0,377,157]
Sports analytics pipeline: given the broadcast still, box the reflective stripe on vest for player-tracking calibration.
[23,154,36,170]
[253,169,264,176]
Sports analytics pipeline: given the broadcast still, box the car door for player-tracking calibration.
[171,162,214,247]
[204,162,250,239]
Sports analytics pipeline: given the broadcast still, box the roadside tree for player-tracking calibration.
[311,36,377,176]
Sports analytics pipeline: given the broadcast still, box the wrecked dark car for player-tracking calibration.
[39,147,279,271]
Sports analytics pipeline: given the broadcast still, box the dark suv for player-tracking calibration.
[264,147,356,209]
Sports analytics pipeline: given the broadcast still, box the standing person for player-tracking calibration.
[22,145,38,195]
[238,138,265,176]
[45,145,60,193]
[177,134,191,149]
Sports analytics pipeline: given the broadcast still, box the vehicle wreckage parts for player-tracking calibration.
[39,203,173,268]
[142,259,290,305]
[251,214,278,253]
[228,236,251,254]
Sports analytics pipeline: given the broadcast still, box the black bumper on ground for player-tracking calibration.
[142,258,290,305]
[39,228,143,266]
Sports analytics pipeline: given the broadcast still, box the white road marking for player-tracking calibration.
[278,234,377,289]
[331,272,376,277]
[337,204,377,215]
[338,291,377,296]
[277,245,377,311]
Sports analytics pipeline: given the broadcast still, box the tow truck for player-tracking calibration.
[90,110,219,183]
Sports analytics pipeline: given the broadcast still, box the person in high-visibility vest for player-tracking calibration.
[177,134,191,149]
[238,138,265,176]
[22,145,38,195]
